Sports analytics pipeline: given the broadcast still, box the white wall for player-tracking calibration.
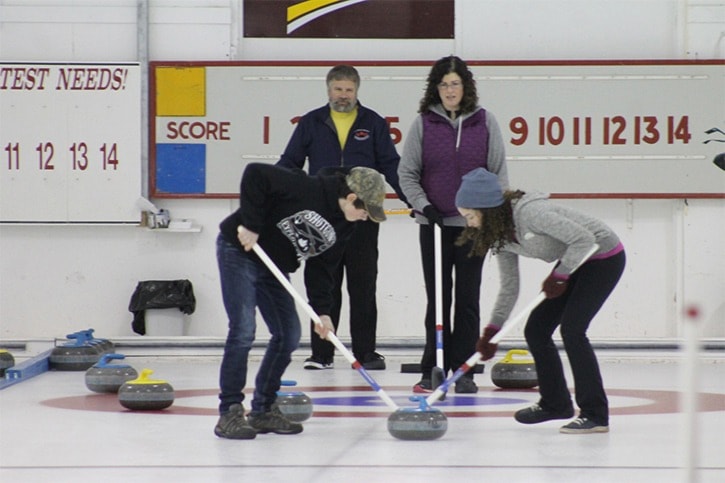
[1,0,723,344]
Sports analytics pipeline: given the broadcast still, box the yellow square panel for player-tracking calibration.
[156,67,205,116]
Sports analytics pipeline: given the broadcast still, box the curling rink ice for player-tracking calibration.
[0,344,723,483]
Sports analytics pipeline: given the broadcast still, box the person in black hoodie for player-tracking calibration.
[214,163,387,439]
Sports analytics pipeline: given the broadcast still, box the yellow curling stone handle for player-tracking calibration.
[126,368,168,385]
[500,349,535,365]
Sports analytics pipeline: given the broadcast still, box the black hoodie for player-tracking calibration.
[219,163,354,316]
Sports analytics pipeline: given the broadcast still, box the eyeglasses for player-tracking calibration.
[437,81,462,90]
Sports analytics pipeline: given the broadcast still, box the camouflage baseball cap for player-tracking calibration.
[345,167,387,222]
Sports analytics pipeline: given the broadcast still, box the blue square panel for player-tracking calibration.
[156,144,206,194]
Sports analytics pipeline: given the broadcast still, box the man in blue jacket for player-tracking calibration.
[277,64,406,371]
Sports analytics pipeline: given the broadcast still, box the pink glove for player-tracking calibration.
[542,272,569,298]
[476,325,500,361]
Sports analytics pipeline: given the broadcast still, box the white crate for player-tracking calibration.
[144,309,190,336]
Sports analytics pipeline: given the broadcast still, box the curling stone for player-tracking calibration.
[274,380,313,422]
[387,396,448,441]
[491,349,539,389]
[0,349,15,377]
[49,331,102,371]
[118,368,174,411]
[85,353,138,393]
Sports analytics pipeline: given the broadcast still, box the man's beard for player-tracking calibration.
[330,99,355,113]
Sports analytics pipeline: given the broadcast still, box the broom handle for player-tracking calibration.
[251,242,400,410]
[489,293,547,344]
[434,224,444,368]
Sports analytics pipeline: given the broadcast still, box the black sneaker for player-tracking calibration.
[303,356,333,370]
[214,403,257,439]
[454,376,478,394]
[360,352,386,370]
[248,406,303,435]
[514,403,575,424]
[413,378,433,393]
[560,417,609,434]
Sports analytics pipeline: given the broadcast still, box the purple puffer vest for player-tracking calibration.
[421,109,489,216]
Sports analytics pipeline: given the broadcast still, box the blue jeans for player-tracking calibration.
[216,234,301,414]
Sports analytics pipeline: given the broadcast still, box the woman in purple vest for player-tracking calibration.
[398,55,509,394]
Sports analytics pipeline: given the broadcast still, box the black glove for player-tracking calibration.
[542,272,569,299]
[423,205,444,228]
[476,325,500,361]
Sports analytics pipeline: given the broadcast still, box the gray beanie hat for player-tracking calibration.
[455,168,504,208]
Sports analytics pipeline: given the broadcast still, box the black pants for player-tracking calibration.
[418,224,485,377]
[525,250,626,425]
[308,220,380,361]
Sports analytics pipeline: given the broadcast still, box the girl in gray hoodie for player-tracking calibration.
[455,168,625,435]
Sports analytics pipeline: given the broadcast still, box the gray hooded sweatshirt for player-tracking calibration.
[489,192,622,328]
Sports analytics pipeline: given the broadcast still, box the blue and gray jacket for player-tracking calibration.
[277,102,407,203]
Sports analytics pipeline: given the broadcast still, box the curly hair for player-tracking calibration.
[456,191,525,257]
[418,55,479,114]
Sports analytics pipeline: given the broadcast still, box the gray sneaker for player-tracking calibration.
[560,417,609,434]
[248,406,303,435]
[214,403,257,439]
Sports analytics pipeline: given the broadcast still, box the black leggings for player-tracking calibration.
[525,250,626,425]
